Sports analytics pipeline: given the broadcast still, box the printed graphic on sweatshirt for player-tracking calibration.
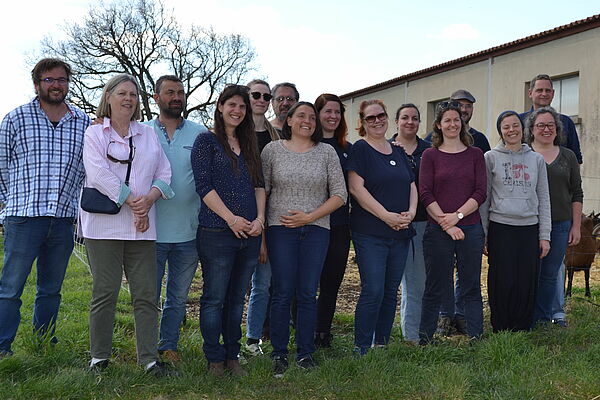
[501,162,531,187]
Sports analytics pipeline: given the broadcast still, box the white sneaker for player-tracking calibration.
[244,341,263,356]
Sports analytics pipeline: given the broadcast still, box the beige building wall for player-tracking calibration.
[343,27,600,212]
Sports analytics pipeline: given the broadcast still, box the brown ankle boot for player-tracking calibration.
[208,361,225,377]
[226,359,248,377]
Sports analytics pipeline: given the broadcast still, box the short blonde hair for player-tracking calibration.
[96,73,142,120]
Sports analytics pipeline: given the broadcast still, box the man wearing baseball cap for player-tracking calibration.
[448,89,490,153]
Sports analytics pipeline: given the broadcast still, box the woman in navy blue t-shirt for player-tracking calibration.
[347,99,417,355]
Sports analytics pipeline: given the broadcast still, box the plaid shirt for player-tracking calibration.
[0,97,90,221]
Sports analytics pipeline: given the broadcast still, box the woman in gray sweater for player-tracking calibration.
[261,101,347,377]
[481,110,551,332]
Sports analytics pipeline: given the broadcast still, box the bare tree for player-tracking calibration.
[37,0,256,124]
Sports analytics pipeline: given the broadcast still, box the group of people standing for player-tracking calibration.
[0,58,584,380]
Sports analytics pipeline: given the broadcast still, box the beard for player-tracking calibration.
[38,88,67,105]
[461,112,472,125]
[159,101,184,119]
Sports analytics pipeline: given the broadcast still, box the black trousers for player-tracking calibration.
[315,225,351,333]
[487,221,540,332]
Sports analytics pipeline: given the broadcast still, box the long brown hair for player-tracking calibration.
[213,85,262,186]
[431,102,472,148]
[314,93,349,149]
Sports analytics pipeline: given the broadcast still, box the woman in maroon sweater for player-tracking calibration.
[418,101,487,343]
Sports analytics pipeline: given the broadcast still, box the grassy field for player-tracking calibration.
[1,245,600,400]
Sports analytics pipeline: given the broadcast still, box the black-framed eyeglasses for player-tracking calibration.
[364,112,388,124]
[436,101,461,111]
[107,141,135,164]
[250,92,273,101]
[534,122,556,131]
[40,77,69,85]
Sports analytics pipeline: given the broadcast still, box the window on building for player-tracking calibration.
[525,74,580,117]
[551,75,579,117]
[426,98,450,133]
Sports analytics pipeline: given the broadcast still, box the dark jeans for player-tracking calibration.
[439,266,464,318]
[487,222,540,332]
[316,224,351,334]
[197,227,259,363]
[0,216,74,352]
[352,231,410,351]
[268,225,329,360]
[419,223,484,341]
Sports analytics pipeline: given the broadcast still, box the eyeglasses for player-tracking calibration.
[436,101,460,111]
[107,141,136,164]
[274,96,296,102]
[40,77,69,85]
[534,122,556,131]
[250,92,273,101]
[364,112,388,124]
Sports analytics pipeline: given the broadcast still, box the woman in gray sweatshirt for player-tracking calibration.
[481,110,551,332]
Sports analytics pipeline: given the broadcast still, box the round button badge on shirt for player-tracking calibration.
[390,160,396,166]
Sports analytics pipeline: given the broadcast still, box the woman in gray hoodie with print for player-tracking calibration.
[481,110,551,332]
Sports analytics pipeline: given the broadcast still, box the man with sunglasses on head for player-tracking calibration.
[144,75,207,364]
[0,58,91,358]
[269,82,299,132]
[520,74,583,329]
[425,90,490,338]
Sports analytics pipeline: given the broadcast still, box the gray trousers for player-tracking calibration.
[85,239,158,365]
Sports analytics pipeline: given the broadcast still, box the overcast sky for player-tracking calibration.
[1,0,598,117]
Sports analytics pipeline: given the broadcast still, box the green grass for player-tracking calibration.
[1,247,600,399]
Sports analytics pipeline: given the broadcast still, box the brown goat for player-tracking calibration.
[565,212,600,297]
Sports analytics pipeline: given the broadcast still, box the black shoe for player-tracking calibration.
[296,355,317,370]
[146,361,178,378]
[453,315,468,335]
[89,359,109,374]
[272,355,288,378]
[314,332,332,349]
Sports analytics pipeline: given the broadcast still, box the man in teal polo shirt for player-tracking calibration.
[146,75,207,363]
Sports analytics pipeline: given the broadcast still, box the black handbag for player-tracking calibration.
[81,137,134,214]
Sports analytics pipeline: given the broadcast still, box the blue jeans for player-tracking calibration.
[197,228,259,363]
[552,262,566,320]
[419,223,484,341]
[267,225,329,360]
[534,220,571,324]
[400,221,427,342]
[156,240,198,351]
[0,216,74,352]
[246,259,271,340]
[353,231,410,351]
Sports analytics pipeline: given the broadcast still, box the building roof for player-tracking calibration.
[340,14,600,100]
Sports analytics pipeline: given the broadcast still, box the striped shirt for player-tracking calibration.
[79,118,174,240]
[0,97,91,221]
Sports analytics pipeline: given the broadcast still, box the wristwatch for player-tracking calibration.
[456,212,464,220]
